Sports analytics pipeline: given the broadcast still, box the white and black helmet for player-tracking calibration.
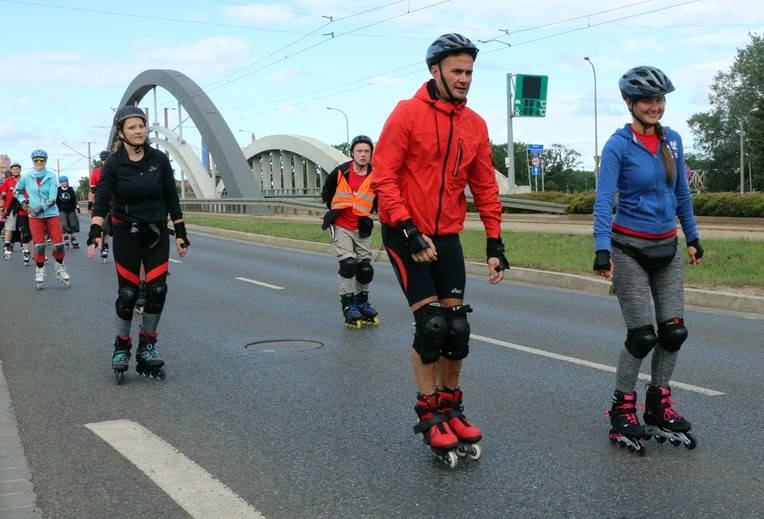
[425,33,478,68]
[619,66,675,99]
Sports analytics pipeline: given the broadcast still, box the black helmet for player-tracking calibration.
[619,66,675,99]
[99,150,109,160]
[113,106,147,126]
[426,33,478,68]
[350,135,374,154]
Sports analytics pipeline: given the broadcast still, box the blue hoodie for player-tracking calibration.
[13,168,60,219]
[593,124,698,252]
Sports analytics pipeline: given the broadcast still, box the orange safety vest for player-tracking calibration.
[330,173,374,217]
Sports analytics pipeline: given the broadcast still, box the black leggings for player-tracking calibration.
[112,221,170,302]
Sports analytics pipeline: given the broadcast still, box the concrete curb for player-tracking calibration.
[187,224,764,316]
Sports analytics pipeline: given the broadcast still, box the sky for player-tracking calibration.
[1,0,763,183]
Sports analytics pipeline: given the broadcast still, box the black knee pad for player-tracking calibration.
[21,228,31,243]
[34,243,46,255]
[115,286,139,320]
[356,259,373,284]
[338,257,358,279]
[624,325,658,359]
[442,305,473,360]
[657,317,688,352]
[412,303,448,364]
[54,243,65,254]
[143,282,168,314]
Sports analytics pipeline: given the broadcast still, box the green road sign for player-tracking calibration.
[513,74,548,117]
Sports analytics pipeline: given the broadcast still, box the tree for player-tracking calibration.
[688,33,764,192]
[491,141,532,186]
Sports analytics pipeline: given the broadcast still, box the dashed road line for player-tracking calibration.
[236,277,284,290]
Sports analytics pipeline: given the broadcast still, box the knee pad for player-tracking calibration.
[657,317,688,352]
[143,282,168,314]
[442,305,472,361]
[34,243,46,255]
[115,286,139,321]
[338,257,358,279]
[54,243,65,254]
[624,325,658,359]
[412,303,448,364]
[356,259,373,284]
[21,228,31,243]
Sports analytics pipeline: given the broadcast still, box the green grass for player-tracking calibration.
[185,214,763,290]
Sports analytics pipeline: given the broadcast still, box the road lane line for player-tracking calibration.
[472,334,724,396]
[84,420,266,519]
[169,258,182,263]
[236,277,284,290]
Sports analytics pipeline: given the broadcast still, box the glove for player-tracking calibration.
[687,238,704,259]
[358,216,373,239]
[593,250,611,271]
[20,200,29,212]
[87,223,103,245]
[87,201,93,211]
[486,237,510,272]
[76,206,81,215]
[174,221,190,248]
[398,219,430,254]
[321,210,340,230]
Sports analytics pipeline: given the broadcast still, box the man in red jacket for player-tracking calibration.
[2,162,32,265]
[371,33,509,466]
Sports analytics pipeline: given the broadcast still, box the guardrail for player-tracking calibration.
[180,197,568,216]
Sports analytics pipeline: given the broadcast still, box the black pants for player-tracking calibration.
[113,221,170,293]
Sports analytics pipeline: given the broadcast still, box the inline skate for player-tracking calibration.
[71,237,80,249]
[34,266,45,290]
[643,385,696,449]
[22,249,30,266]
[64,235,70,249]
[607,390,646,456]
[100,242,109,263]
[355,291,379,326]
[3,245,10,260]
[437,387,483,462]
[135,330,165,380]
[55,262,71,287]
[414,392,463,468]
[341,294,362,329]
[112,336,132,385]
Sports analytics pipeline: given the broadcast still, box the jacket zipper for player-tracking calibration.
[434,110,455,236]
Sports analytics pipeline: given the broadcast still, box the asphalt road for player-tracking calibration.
[0,226,762,518]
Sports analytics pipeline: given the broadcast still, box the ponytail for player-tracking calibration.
[654,123,676,185]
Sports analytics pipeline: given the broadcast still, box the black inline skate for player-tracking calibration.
[341,294,362,329]
[22,249,30,266]
[100,242,109,263]
[607,390,646,456]
[71,237,80,249]
[643,385,696,449]
[355,291,379,326]
[112,336,132,385]
[135,330,165,379]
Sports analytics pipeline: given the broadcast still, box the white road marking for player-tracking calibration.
[169,258,182,263]
[236,277,284,290]
[472,334,724,396]
[84,420,266,519]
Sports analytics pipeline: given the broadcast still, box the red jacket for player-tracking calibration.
[371,80,502,238]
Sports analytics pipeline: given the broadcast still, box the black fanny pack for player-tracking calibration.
[612,236,678,271]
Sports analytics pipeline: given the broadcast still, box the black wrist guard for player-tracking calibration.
[87,224,103,245]
[87,201,93,211]
[174,222,190,248]
[486,237,510,271]
[398,219,429,254]
[687,239,704,259]
[593,249,611,271]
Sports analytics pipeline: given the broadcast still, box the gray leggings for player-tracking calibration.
[612,234,685,393]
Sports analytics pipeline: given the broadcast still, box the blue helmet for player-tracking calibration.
[59,175,69,183]
[31,149,48,159]
[425,33,478,68]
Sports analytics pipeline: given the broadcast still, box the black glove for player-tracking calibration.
[321,210,340,230]
[87,201,93,211]
[687,239,704,259]
[398,219,430,254]
[486,237,510,272]
[174,221,190,248]
[87,223,103,246]
[358,216,373,238]
[593,249,611,271]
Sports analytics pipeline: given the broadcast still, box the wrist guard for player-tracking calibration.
[398,219,429,254]
[87,224,103,246]
[687,239,704,259]
[486,237,510,271]
[87,201,93,211]
[593,249,611,271]
[174,222,190,248]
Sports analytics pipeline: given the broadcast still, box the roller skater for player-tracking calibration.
[321,135,379,330]
[2,162,33,266]
[55,262,71,287]
[371,34,508,469]
[593,66,704,456]
[643,385,696,449]
[135,330,165,379]
[341,294,362,329]
[56,176,81,251]
[88,106,188,385]
[112,336,132,384]
[607,390,646,455]
[355,291,379,326]
[34,266,45,290]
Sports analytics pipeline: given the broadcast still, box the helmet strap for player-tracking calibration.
[436,63,458,103]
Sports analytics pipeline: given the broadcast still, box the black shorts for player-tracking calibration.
[381,224,466,306]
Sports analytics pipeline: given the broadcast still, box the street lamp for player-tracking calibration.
[326,107,350,155]
[740,107,759,193]
[238,129,256,143]
[584,57,599,184]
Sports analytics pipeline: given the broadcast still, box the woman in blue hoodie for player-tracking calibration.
[13,149,70,289]
[593,66,703,455]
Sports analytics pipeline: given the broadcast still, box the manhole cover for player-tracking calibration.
[245,340,323,352]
